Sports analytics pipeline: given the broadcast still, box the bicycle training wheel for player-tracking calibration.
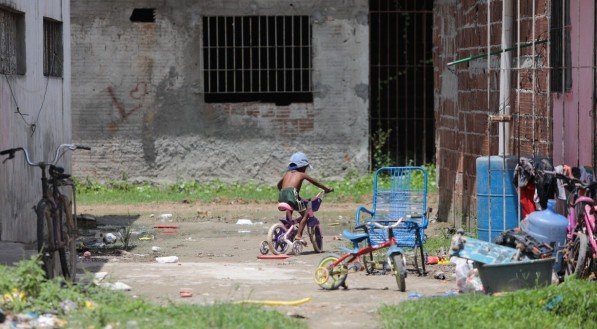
[391,254,407,292]
[309,225,324,253]
[565,232,591,279]
[267,223,291,255]
[314,254,347,290]
[36,201,58,279]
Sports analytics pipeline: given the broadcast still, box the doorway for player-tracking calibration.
[369,0,434,168]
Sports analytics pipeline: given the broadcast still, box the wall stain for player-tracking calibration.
[106,83,147,132]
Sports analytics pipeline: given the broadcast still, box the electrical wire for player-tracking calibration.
[1,50,58,136]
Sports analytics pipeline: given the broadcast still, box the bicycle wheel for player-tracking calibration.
[58,196,77,281]
[36,201,58,279]
[309,225,324,253]
[267,223,291,255]
[314,254,347,290]
[566,232,591,279]
[412,245,427,276]
[391,254,406,292]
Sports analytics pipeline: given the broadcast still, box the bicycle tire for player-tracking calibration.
[314,254,347,290]
[566,232,591,279]
[58,195,77,281]
[391,254,406,292]
[309,225,324,253]
[412,245,427,276]
[267,223,291,255]
[36,201,58,279]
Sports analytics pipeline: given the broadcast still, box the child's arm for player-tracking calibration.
[277,177,283,190]
[303,174,333,193]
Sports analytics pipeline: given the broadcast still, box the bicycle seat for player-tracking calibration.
[277,202,293,212]
[342,229,368,243]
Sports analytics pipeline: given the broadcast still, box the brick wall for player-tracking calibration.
[434,0,552,225]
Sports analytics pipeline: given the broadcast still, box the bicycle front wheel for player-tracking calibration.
[58,196,77,281]
[309,225,324,253]
[391,254,406,292]
[566,232,591,279]
[36,201,58,279]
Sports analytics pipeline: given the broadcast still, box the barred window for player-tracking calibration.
[202,16,313,105]
[550,0,572,92]
[43,18,63,77]
[0,7,25,75]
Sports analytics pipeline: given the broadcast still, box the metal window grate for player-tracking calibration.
[550,0,572,92]
[0,8,24,75]
[43,19,63,77]
[370,0,434,167]
[202,16,313,104]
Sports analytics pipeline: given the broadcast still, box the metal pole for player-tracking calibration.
[499,0,513,156]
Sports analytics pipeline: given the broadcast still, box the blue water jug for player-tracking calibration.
[520,199,568,272]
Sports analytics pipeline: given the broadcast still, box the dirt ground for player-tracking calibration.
[77,201,457,329]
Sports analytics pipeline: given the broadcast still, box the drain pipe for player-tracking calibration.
[499,0,513,156]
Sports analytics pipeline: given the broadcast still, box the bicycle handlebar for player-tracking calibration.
[370,218,406,230]
[0,148,19,156]
[538,169,589,188]
[0,144,91,166]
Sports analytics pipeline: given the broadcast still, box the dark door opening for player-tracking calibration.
[369,0,434,168]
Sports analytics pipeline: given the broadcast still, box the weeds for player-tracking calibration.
[0,257,306,328]
[76,169,437,205]
[379,277,597,329]
[372,127,393,170]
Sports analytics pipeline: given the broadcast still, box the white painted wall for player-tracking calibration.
[0,0,71,243]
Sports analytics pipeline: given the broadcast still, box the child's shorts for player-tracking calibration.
[278,187,306,212]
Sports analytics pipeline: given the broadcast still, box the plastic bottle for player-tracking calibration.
[520,199,568,272]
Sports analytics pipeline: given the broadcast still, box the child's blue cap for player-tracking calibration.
[288,152,312,170]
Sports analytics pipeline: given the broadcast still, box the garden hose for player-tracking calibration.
[234,297,311,306]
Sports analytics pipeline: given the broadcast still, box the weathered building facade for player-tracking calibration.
[434,0,596,225]
[0,0,71,243]
[71,0,371,183]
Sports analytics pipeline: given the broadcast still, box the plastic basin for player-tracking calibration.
[475,258,555,294]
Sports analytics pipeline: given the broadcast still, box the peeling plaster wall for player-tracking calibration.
[0,0,71,242]
[71,0,369,184]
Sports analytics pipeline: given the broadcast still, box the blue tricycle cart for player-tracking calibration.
[315,167,429,291]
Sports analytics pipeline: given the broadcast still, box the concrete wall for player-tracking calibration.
[0,0,71,243]
[71,0,369,184]
[433,0,552,225]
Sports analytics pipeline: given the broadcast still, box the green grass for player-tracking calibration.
[424,233,451,256]
[75,165,437,205]
[379,278,597,329]
[0,257,306,329]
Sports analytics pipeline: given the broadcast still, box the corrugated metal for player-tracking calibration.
[0,0,71,244]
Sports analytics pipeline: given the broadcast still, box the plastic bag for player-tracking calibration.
[451,256,483,293]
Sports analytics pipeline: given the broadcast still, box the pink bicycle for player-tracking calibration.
[545,171,597,278]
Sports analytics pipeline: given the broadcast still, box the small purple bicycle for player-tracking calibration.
[260,190,328,255]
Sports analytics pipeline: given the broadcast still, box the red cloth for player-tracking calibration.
[520,182,536,218]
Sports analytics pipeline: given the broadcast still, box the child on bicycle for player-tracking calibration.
[277,152,333,242]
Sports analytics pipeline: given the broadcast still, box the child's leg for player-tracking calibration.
[295,210,309,240]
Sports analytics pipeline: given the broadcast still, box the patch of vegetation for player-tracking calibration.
[75,169,437,205]
[379,278,597,329]
[0,257,306,329]
[423,233,451,256]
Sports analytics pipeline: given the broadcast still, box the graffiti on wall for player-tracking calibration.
[106,82,149,132]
